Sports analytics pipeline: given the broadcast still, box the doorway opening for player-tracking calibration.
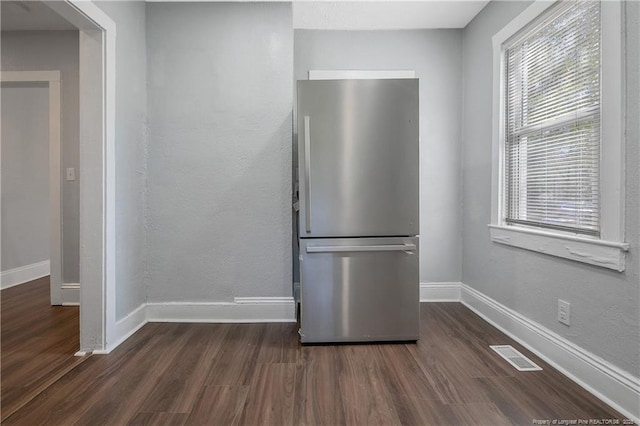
[0,0,116,417]
[1,71,64,304]
[0,0,116,363]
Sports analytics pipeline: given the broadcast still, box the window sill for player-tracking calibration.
[488,225,629,272]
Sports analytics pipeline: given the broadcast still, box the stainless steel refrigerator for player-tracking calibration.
[297,78,419,343]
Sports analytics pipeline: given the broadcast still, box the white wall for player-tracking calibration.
[1,31,79,284]
[294,30,463,284]
[461,0,640,378]
[145,2,293,303]
[94,1,148,321]
[1,84,50,272]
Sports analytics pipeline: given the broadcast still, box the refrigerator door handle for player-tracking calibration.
[304,115,311,233]
[306,243,417,253]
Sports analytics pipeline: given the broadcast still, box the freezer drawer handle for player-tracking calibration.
[304,115,311,233]
[306,244,417,253]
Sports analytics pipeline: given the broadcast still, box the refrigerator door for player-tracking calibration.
[299,237,419,343]
[297,79,419,238]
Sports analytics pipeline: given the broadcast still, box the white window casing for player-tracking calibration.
[490,0,629,271]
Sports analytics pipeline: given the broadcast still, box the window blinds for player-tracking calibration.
[504,0,601,236]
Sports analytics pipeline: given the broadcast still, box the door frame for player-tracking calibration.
[44,1,117,353]
[0,71,63,305]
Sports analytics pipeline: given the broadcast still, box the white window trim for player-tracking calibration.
[490,0,629,271]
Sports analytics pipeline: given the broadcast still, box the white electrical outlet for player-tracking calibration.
[66,167,76,181]
[558,299,571,326]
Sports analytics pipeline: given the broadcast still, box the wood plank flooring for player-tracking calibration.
[1,277,87,422]
[1,278,631,425]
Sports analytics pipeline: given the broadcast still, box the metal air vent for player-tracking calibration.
[490,345,542,372]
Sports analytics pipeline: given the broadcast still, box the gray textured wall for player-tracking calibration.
[95,1,148,321]
[294,30,463,284]
[145,2,293,302]
[1,84,50,271]
[1,31,79,283]
[461,1,640,377]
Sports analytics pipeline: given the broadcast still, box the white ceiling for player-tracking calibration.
[144,0,490,30]
[1,1,77,31]
[1,0,490,32]
[292,1,490,30]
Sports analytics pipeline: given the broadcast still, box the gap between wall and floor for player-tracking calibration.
[109,283,640,423]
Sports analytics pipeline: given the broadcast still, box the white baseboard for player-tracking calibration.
[61,283,80,306]
[147,297,296,323]
[460,283,640,423]
[100,297,296,354]
[101,303,148,354]
[420,282,462,302]
[1,260,50,289]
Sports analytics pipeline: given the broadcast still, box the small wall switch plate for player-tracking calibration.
[66,167,76,181]
[558,299,571,326]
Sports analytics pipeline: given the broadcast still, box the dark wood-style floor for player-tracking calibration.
[1,277,87,422]
[1,278,629,425]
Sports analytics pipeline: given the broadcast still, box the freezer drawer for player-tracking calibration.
[297,79,419,238]
[299,237,419,343]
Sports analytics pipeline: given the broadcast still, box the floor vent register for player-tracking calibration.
[490,345,542,371]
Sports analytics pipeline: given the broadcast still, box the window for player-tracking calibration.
[504,1,600,236]
[490,0,628,271]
